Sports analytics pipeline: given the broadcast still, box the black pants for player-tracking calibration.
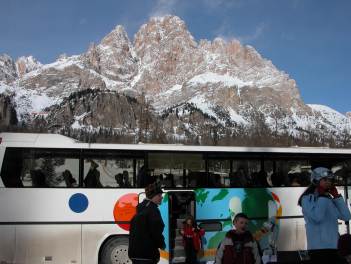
[185,237,198,264]
[309,249,347,264]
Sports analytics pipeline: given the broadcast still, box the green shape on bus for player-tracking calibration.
[162,192,169,204]
[195,188,210,206]
[208,231,226,249]
[211,189,229,202]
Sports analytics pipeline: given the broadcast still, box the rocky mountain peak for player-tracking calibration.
[84,24,137,82]
[134,15,197,59]
[100,25,130,48]
[346,112,351,119]
[0,54,17,83]
[132,15,201,94]
[15,55,42,77]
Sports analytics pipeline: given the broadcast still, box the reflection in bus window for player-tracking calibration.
[332,160,351,185]
[62,169,77,187]
[275,160,311,187]
[83,158,138,187]
[148,153,205,187]
[137,165,151,187]
[231,160,263,187]
[84,160,102,188]
[30,169,47,187]
[208,160,230,187]
[0,148,79,188]
[24,154,79,187]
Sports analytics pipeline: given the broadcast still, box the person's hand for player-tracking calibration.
[329,186,340,198]
[317,186,327,195]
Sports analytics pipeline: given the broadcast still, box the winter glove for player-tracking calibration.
[329,186,340,198]
[317,186,327,196]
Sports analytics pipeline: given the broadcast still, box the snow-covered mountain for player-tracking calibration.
[0,15,349,144]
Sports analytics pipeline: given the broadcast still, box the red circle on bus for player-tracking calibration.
[113,193,138,231]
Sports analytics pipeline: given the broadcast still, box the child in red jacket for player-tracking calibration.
[180,216,205,264]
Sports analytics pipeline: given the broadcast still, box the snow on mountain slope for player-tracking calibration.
[0,81,62,121]
[16,56,42,77]
[308,104,349,131]
[0,15,349,141]
[188,72,253,88]
[0,54,17,82]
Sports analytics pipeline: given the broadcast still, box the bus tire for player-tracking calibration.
[100,236,131,264]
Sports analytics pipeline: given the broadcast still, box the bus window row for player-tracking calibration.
[1,148,351,188]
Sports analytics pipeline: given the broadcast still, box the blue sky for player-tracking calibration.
[1,0,350,114]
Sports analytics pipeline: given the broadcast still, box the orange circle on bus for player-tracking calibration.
[113,193,138,231]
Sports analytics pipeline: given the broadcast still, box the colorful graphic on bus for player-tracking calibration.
[159,192,170,261]
[69,193,89,213]
[196,188,282,260]
[113,193,138,231]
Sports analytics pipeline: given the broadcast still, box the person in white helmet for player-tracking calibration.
[298,167,351,264]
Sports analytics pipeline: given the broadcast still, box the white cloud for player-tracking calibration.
[203,0,242,9]
[79,18,87,25]
[149,0,178,17]
[214,21,267,44]
[238,22,266,43]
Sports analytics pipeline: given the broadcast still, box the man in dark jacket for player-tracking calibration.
[128,182,166,264]
[84,160,102,187]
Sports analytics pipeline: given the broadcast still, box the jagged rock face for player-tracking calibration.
[19,58,107,98]
[0,54,17,83]
[0,94,18,127]
[85,25,138,83]
[134,16,201,94]
[133,15,304,117]
[15,56,42,77]
[45,90,144,130]
[346,112,351,119]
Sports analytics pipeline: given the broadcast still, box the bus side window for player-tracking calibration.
[30,169,47,187]
[62,169,77,187]
[0,148,24,188]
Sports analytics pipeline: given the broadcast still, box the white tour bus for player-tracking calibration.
[0,132,351,264]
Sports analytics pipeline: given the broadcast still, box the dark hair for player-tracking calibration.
[185,215,195,226]
[234,213,249,222]
[298,184,316,206]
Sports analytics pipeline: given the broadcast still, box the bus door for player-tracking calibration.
[167,191,195,264]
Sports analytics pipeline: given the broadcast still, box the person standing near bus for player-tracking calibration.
[298,167,351,264]
[215,213,261,264]
[180,215,205,264]
[128,182,166,264]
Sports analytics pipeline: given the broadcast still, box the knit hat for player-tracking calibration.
[311,167,334,184]
[145,182,163,199]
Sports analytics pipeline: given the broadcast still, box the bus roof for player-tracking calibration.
[1,132,351,155]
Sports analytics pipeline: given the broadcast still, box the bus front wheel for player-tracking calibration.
[100,236,131,264]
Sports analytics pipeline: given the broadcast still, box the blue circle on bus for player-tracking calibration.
[69,193,88,213]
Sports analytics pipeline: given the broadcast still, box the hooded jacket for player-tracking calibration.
[301,192,351,250]
[215,230,261,264]
[128,199,166,262]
